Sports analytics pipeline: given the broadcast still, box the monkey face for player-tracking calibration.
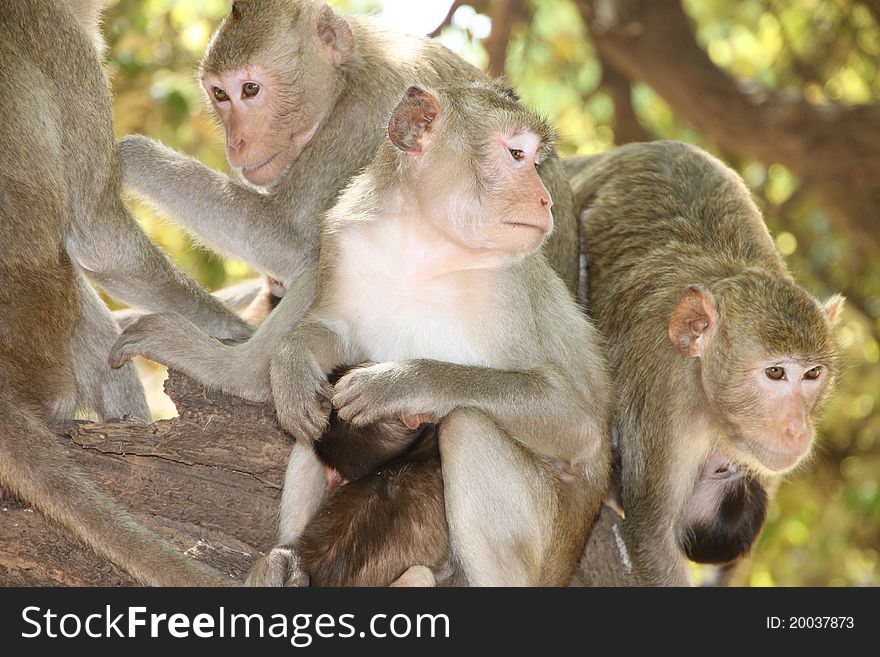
[708,355,829,473]
[388,83,555,260]
[200,1,355,186]
[670,276,842,474]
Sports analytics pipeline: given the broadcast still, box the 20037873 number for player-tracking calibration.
[766,617,854,629]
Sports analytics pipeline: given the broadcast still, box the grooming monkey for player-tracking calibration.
[240,82,611,587]
[572,141,843,586]
[0,0,253,586]
[113,0,580,378]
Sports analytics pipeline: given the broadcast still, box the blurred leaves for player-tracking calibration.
[104,0,878,585]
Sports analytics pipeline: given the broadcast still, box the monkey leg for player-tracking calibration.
[247,442,326,587]
[70,270,150,421]
[68,194,253,343]
[439,408,563,586]
[277,441,328,545]
[111,276,269,331]
[391,566,437,587]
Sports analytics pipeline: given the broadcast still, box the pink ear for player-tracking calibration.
[668,286,718,358]
[388,86,440,155]
[317,4,355,65]
[824,294,845,326]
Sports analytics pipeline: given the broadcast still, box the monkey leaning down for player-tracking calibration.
[573,141,843,586]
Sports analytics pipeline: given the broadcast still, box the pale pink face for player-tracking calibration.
[202,65,321,186]
[481,130,554,255]
[417,128,554,259]
[732,358,826,472]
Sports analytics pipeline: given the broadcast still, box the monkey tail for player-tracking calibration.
[0,394,233,586]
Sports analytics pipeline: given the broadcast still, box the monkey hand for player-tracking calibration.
[272,359,332,445]
[332,362,443,427]
[109,312,185,369]
[208,316,255,343]
[245,546,309,587]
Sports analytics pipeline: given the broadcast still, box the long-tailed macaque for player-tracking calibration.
[112,0,581,388]
[0,0,250,586]
[241,82,610,586]
[572,141,843,586]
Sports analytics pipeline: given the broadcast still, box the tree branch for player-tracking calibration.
[1,371,633,586]
[485,0,527,76]
[576,0,880,255]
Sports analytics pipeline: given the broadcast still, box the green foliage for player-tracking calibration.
[105,0,878,585]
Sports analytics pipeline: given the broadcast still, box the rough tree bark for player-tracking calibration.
[0,371,634,586]
[576,0,880,256]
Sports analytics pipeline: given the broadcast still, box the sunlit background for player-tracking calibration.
[102,0,879,586]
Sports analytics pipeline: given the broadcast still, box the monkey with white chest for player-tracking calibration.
[239,82,613,587]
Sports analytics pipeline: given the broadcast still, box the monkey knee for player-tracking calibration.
[438,408,502,462]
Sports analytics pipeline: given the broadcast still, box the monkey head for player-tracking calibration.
[199,0,355,185]
[680,448,769,564]
[386,83,555,259]
[668,272,844,474]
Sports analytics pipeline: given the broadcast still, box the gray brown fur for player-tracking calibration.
[110,0,579,399]
[0,0,248,586]
[574,140,842,585]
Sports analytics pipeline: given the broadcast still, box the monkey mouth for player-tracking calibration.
[503,221,548,234]
[738,440,807,473]
[242,152,282,180]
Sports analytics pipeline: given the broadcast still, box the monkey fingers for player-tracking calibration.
[245,546,309,587]
[331,362,419,426]
[274,372,332,445]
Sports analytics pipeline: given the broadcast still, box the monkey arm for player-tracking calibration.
[111,276,267,331]
[117,135,310,283]
[270,318,353,445]
[109,268,317,401]
[332,360,603,463]
[618,424,695,586]
[67,196,253,342]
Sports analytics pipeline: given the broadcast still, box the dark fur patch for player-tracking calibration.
[299,366,448,586]
[299,426,447,586]
[682,475,768,564]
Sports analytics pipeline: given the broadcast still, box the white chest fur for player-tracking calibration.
[326,219,519,367]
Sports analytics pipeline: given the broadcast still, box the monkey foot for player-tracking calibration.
[245,547,310,587]
[390,565,436,587]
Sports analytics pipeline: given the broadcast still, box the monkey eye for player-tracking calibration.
[764,366,785,381]
[242,82,260,98]
[212,87,230,102]
[803,366,822,380]
[508,148,525,162]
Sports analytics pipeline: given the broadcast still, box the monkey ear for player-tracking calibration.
[823,294,845,326]
[668,286,718,358]
[388,86,441,155]
[317,4,355,66]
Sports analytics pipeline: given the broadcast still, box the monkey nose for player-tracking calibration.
[540,195,552,209]
[229,136,245,151]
